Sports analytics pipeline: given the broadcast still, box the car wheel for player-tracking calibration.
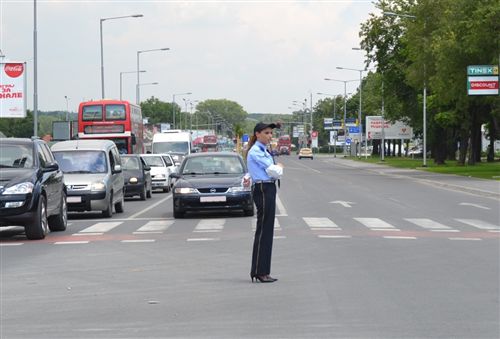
[115,191,125,213]
[244,205,255,217]
[173,208,184,218]
[140,184,147,200]
[26,195,49,240]
[48,191,67,232]
[102,193,113,218]
[299,157,302,159]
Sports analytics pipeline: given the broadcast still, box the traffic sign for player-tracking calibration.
[345,138,351,145]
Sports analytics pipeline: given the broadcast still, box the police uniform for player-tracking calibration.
[247,138,282,282]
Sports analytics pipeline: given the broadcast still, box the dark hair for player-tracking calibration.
[245,135,257,161]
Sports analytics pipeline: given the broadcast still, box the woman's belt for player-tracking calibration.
[253,180,276,184]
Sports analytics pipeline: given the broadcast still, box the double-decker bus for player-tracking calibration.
[77,100,143,154]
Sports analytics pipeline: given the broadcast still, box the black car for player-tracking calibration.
[0,138,67,239]
[121,154,152,200]
[170,152,254,218]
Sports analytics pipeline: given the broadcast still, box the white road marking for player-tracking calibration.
[72,232,103,236]
[303,217,341,229]
[121,239,156,243]
[318,235,352,239]
[455,219,500,230]
[431,229,460,233]
[55,241,89,245]
[310,227,341,231]
[488,230,500,233]
[79,222,122,233]
[459,202,490,210]
[252,218,282,230]
[194,219,225,232]
[127,195,172,219]
[355,218,397,230]
[187,238,220,242]
[276,193,288,216]
[273,235,286,239]
[448,237,482,241]
[405,218,452,230]
[383,236,417,240]
[329,201,355,208]
[371,228,401,232]
[0,243,24,246]
[135,220,173,233]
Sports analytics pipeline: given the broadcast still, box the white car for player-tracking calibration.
[140,154,175,192]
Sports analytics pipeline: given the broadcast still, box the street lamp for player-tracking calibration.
[324,78,358,156]
[172,92,192,129]
[383,11,427,166]
[100,14,143,99]
[317,92,340,119]
[136,47,169,104]
[136,82,159,99]
[336,66,367,158]
[120,70,145,101]
[64,95,70,121]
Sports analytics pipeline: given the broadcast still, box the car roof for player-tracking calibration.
[184,152,239,159]
[0,137,41,146]
[51,139,115,151]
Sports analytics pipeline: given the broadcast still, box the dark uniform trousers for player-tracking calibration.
[251,182,277,276]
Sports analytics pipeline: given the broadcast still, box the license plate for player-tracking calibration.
[200,196,226,203]
[67,196,81,203]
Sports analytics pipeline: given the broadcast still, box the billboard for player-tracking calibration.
[0,62,27,118]
[366,116,414,140]
[467,65,499,96]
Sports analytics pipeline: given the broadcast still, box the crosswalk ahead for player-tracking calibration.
[0,216,498,245]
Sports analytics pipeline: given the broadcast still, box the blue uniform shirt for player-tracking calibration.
[247,141,274,181]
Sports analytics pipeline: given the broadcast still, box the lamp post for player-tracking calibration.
[172,92,192,129]
[136,82,159,102]
[33,0,38,137]
[120,70,145,101]
[383,11,427,166]
[136,47,169,104]
[336,66,366,158]
[100,14,143,99]
[324,78,358,156]
[64,95,70,121]
[317,92,339,119]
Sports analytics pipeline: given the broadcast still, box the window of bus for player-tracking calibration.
[106,104,126,121]
[82,105,103,121]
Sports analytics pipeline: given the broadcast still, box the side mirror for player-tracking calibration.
[169,172,180,179]
[43,161,59,172]
[143,165,151,171]
[113,164,122,173]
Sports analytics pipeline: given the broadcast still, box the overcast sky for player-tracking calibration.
[1,0,376,114]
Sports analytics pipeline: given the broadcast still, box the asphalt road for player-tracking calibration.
[1,155,499,339]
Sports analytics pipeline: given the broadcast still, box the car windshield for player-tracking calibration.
[182,156,244,175]
[0,144,34,168]
[153,142,189,154]
[121,157,140,170]
[53,151,107,174]
[142,156,165,167]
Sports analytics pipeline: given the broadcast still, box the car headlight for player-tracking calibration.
[174,187,198,194]
[2,182,34,195]
[129,177,138,184]
[155,174,166,179]
[91,181,106,191]
[228,186,252,193]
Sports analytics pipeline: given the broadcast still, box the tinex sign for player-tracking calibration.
[0,62,27,118]
[467,65,499,96]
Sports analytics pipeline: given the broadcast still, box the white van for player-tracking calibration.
[152,130,192,155]
[51,139,125,217]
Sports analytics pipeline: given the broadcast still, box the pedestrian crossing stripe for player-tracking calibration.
[79,222,123,234]
[354,218,399,230]
[134,220,173,234]
[455,219,500,230]
[194,219,225,232]
[405,218,452,230]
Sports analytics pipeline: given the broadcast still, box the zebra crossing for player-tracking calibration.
[0,216,498,245]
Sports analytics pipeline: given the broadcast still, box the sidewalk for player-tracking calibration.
[320,155,500,200]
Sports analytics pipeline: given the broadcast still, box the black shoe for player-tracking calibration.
[251,275,278,283]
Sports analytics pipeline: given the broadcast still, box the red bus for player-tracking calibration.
[277,135,291,155]
[77,99,143,154]
[201,135,218,152]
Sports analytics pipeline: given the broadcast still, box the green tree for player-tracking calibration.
[140,96,178,125]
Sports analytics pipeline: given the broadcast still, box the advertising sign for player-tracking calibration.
[324,118,333,130]
[467,65,499,76]
[329,130,337,144]
[0,62,27,118]
[345,118,358,127]
[366,116,414,140]
[467,76,499,95]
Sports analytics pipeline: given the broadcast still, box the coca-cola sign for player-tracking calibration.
[4,63,24,78]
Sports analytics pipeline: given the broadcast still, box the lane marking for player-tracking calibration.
[121,239,156,243]
[310,227,341,231]
[0,243,24,246]
[55,241,89,245]
[488,230,500,233]
[128,195,172,219]
[252,218,282,231]
[276,193,288,216]
[383,236,417,240]
[449,237,482,241]
[72,232,103,236]
[431,229,460,233]
[303,217,340,229]
[371,228,401,232]
[318,235,351,239]
[135,220,173,233]
[455,219,500,230]
[69,217,173,222]
[405,218,452,230]
[79,222,122,233]
[355,218,397,229]
[195,219,225,232]
[274,235,286,239]
[187,238,220,242]
[459,202,490,210]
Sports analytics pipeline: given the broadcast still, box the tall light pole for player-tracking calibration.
[317,92,339,119]
[172,92,191,129]
[33,0,38,136]
[64,95,70,121]
[383,11,427,166]
[324,78,358,156]
[100,14,143,99]
[337,66,366,158]
[120,70,145,101]
[136,47,169,104]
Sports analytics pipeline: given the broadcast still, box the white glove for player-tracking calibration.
[266,164,283,179]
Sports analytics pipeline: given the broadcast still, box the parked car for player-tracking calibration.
[51,139,125,217]
[0,138,67,239]
[121,154,152,200]
[298,147,314,160]
[170,152,254,218]
[141,154,175,192]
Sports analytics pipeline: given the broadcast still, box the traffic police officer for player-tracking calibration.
[246,122,283,283]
